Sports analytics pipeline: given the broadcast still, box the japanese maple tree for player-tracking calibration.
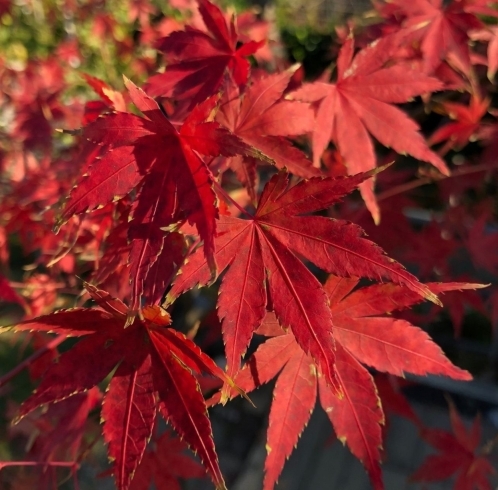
[1,0,498,489]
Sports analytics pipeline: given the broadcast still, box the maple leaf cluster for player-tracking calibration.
[1,0,498,489]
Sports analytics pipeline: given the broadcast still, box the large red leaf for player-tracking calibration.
[146,0,263,108]
[215,71,319,198]
[8,286,227,490]
[58,78,264,312]
[208,276,476,490]
[208,329,384,490]
[168,170,439,396]
[290,36,448,221]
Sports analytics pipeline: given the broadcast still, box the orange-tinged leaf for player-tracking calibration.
[83,73,127,112]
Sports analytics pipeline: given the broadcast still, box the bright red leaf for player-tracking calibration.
[392,0,483,77]
[2,1,498,489]
[146,0,264,108]
[290,36,448,221]
[168,169,441,398]
[215,69,319,199]
[57,77,266,312]
[209,276,475,490]
[82,73,127,113]
[324,276,473,380]
[7,284,228,490]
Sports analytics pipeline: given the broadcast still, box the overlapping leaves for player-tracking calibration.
[57,77,267,312]
[146,0,264,108]
[7,284,228,490]
[209,277,476,490]
[168,169,440,396]
[3,0,495,489]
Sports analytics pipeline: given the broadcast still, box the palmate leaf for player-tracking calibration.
[325,276,480,378]
[391,0,483,77]
[413,399,495,489]
[290,35,448,222]
[205,329,383,490]
[6,284,228,490]
[167,170,440,397]
[57,77,266,312]
[215,70,319,199]
[209,278,477,490]
[146,0,264,108]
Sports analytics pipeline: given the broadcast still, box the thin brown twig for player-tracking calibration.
[0,461,79,469]
[377,161,498,204]
[8,282,66,289]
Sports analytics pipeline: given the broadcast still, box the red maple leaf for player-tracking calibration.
[8,284,230,490]
[290,35,448,221]
[215,69,319,199]
[167,170,440,398]
[57,78,265,312]
[391,0,483,78]
[429,96,490,154]
[146,0,264,108]
[209,276,473,490]
[412,398,496,489]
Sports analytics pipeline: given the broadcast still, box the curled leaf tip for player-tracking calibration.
[427,290,443,307]
[124,312,136,328]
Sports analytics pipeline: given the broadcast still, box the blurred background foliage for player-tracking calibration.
[0,0,372,90]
